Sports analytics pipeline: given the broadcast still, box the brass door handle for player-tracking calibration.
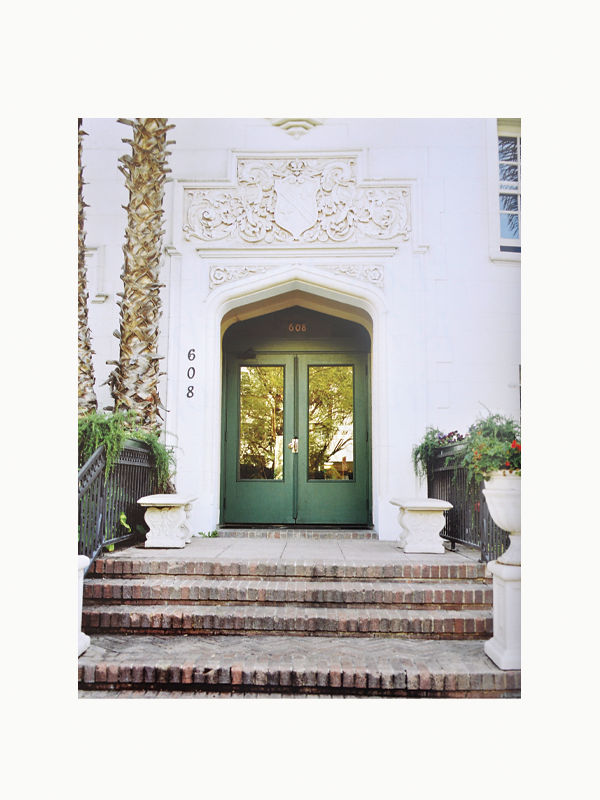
[287,438,299,453]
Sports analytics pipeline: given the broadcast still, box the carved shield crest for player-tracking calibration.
[274,176,319,239]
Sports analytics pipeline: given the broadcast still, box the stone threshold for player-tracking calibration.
[218,527,378,539]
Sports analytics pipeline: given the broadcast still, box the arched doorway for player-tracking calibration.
[220,306,372,526]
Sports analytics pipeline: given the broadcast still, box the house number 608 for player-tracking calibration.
[288,322,307,333]
[186,348,196,398]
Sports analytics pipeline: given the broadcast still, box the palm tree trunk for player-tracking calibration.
[107,118,174,431]
[78,119,98,415]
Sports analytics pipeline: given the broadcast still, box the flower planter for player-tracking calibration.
[482,471,521,670]
[482,471,521,565]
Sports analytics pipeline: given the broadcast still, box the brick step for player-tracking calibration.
[88,556,489,582]
[82,603,492,638]
[78,634,519,698]
[83,577,492,609]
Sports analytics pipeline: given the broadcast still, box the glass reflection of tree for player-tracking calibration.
[308,366,353,480]
[239,366,284,479]
[498,136,520,238]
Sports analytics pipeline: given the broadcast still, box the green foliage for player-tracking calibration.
[412,428,464,479]
[412,415,521,486]
[127,427,175,493]
[78,410,175,491]
[239,366,284,479]
[78,409,135,472]
[118,512,131,532]
[118,512,146,538]
[308,365,354,479]
[461,414,521,485]
[197,530,218,538]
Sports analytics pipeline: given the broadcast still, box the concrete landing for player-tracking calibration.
[103,536,481,566]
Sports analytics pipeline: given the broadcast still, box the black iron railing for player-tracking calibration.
[78,439,158,568]
[428,444,510,562]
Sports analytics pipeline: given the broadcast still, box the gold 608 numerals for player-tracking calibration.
[288,322,307,333]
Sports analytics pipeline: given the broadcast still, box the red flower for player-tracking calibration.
[505,460,510,467]
[511,439,521,451]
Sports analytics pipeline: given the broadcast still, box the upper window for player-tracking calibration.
[498,124,521,253]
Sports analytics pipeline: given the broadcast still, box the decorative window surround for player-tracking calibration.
[486,119,521,265]
[182,151,413,248]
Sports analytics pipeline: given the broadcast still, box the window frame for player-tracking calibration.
[487,118,521,265]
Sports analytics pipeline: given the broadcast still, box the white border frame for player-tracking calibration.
[486,118,522,265]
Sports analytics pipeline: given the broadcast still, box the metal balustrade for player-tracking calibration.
[78,440,158,569]
[428,445,510,562]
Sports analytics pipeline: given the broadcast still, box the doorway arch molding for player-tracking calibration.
[202,265,391,533]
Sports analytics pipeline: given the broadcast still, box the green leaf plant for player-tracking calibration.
[411,427,465,480]
[461,414,521,487]
[78,410,175,492]
[412,415,521,489]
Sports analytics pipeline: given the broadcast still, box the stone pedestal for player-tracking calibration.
[389,498,452,554]
[138,494,197,548]
[78,555,91,656]
[484,559,521,669]
[482,474,521,670]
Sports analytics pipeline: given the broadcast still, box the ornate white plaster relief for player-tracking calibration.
[208,262,384,290]
[209,265,271,288]
[269,119,324,138]
[183,154,411,246]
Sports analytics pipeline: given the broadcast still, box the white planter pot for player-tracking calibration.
[482,471,521,670]
[482,471,521,566]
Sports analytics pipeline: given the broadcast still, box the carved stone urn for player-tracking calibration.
[482,471,521,670]
[482,472,521,565]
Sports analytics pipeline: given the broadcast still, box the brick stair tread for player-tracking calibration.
[83,603,492,637]
[90,559,488,581]
[83,577,492,607]
[78,634,519,697]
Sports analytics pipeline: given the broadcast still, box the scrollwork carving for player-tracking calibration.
[208,263,384,290]
[209,265,270,288]
[184,155,411,245]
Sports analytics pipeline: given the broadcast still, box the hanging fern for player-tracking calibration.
[78,410,175,491]
[411,428,465,480]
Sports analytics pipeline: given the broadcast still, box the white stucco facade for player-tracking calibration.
[81,117,521,540]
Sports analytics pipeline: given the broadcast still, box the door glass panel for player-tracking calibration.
[239,366,284,480]
[308,365,354,480]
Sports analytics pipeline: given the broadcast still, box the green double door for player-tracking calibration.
[222,351,371,525]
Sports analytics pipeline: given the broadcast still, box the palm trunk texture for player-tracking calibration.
[108,118,174,431]
[78,119,98,415]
